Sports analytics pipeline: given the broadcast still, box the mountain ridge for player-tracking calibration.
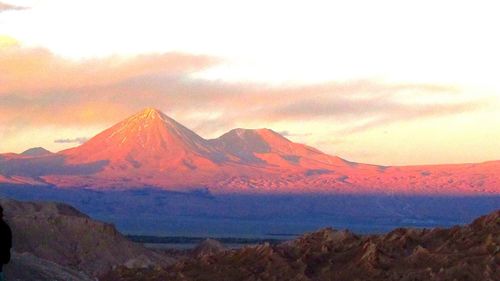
[0,108,499,194]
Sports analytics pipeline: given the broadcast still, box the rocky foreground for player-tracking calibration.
[0,196,498,281]
[0,198,174,280]
[102,210,500,281]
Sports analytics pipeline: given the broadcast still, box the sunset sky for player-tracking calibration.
[1,0,499,165]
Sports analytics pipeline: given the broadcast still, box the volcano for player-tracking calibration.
[62,108,223,171]
[1,108,499,194]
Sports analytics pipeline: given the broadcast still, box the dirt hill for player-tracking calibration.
[0,198,175,279]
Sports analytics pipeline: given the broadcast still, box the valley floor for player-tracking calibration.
[1,184,499,238]
[0,192,498,281]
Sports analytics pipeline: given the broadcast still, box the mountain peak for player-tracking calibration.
[214,127,321,160]
[61,107,219,168]
[223,128,293,152]
[136,107,164,119]
[230,128,282,137]
[21,147,52,157]
[120,108,190,133]
[129,107,169,124]
[224,128,289,142]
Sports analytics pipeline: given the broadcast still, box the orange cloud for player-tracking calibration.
[0,44,217,95]
[0,42,486,140]
[0,43,219,126]
[0,2,27,12]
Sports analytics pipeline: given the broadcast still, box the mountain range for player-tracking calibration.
[1,108,499,194]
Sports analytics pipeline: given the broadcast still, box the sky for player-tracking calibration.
[0,0,499,165]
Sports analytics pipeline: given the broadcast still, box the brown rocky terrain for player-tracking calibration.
[191,239,226,257]
[4,252,94,281]
[0,198,175,280]
[102,209,500,281]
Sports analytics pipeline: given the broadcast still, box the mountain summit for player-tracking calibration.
[1,108,499,194]
[61,108,347,175]
[54,108,349,189]
[21,147,52,157]
[62,108,222,171]
[212,128,346,167]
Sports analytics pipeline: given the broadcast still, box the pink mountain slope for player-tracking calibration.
[211,128,348,169]
[0,108,499,194]
[62,108,221,170]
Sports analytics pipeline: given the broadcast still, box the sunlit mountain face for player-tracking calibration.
[0,108,498,194]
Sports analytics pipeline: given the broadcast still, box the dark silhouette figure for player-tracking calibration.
[0,204,12,281]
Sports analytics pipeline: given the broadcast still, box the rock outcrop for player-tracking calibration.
[4,252,93,281]
[192,239,226,257]
[0,198,175,278]
[102,210,500,281]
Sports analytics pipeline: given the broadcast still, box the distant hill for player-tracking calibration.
[20,147,52,157]
[0,107,499,194]
[102,209,500,281]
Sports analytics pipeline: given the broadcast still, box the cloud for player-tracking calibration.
[181,81,478,135]
[0,41,488,141]
[336,100,488,134]
[0,2,27,12]
[0,44,217,94]
[54,137,88,144]
[263,82,486,132]
[278,130,312,137]
[0,43,219,126]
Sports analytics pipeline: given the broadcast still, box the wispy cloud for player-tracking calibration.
[336,100,489,134]
[54,137,88,144]
[0,2,28,12]
[278,130,312,137]
[0,43,218,126]
[0,41,488,139]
